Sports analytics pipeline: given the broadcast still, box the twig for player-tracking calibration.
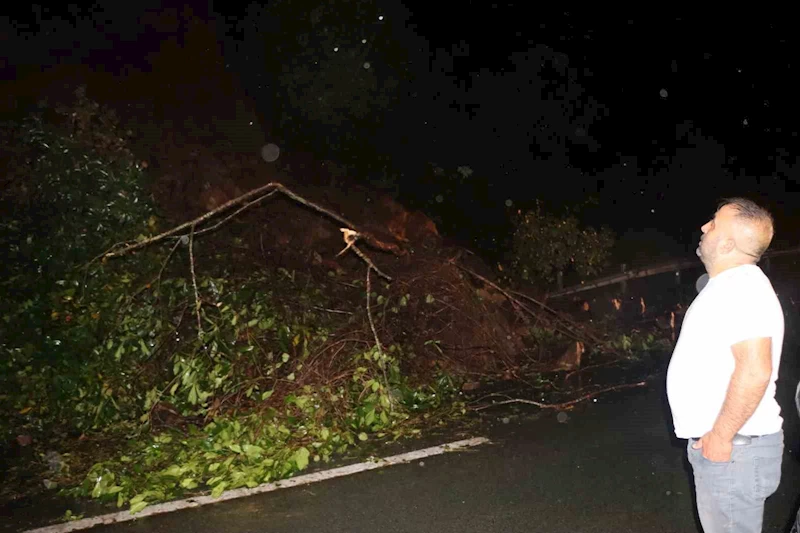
[365,266,391,394]
[508,288,603,344]
[365,266,383,354]
[156,238,183,295]
[452,261,592,343]
[188,223,202,340]
[311,306,354,315]
[472,381,647,411]
[564,358,628,381]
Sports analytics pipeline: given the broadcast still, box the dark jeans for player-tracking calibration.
[687,430,783,533]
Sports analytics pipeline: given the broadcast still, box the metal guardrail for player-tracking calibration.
[546,245,800,299]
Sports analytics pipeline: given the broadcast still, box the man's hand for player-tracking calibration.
[692,430,733,462]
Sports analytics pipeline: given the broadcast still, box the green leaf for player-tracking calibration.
[358,432,368,441]
[130,501,148,514]
[180,478,199,490]
[211,482,227,498]
[292,447,310,471]
[379,394,391,409]
[261,390,274,401]
[242,444,264,458]
[207,475,225,486]
[163,465,183,477]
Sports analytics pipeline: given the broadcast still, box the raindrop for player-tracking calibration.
[261,143,281,162]
[435,194,444,203]
[378,15,384,20]
[333,47,339,52]
[743,118,749,126]
[363,62,371,69]
[362,39,367,44]
[505,199,513,207]
[659,88,668,98]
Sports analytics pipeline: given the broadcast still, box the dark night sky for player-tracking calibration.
[3,4,800,259]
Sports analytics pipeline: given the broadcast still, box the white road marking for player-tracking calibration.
[24,436,490,533]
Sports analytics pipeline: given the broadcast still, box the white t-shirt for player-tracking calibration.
[666,264,784,439]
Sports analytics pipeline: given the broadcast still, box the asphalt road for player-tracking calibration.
[60,374,798,533]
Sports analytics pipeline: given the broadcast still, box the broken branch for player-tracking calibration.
[471,381,647,411]
[101,182,398,260]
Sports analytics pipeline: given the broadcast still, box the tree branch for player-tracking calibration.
[188,223,202,340]
[101,182,400,260]
[471,381,647,411]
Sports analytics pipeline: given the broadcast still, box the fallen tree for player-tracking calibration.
[0,89,671,517]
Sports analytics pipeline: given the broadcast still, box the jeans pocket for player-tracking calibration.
[687,440,733,466]
[754,446,783,500]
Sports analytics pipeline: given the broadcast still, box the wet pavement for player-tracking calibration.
[17,372,796,533]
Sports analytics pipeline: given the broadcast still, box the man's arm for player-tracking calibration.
[711,337,773,441]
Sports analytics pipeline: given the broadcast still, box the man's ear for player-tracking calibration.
[720,238,736,254]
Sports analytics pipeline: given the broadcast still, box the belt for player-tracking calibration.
[690,434,766,446]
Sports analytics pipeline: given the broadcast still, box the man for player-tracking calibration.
[667,198,784,533]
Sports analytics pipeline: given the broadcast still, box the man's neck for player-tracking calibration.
[707,259,755,278]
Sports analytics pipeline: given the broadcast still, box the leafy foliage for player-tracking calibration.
[0,91,464,512]
[510,200,615,285]
[1,89,157,441]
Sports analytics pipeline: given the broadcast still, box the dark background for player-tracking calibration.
[3,3,799,265]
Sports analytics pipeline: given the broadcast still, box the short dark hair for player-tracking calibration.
[718,197,774,258]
